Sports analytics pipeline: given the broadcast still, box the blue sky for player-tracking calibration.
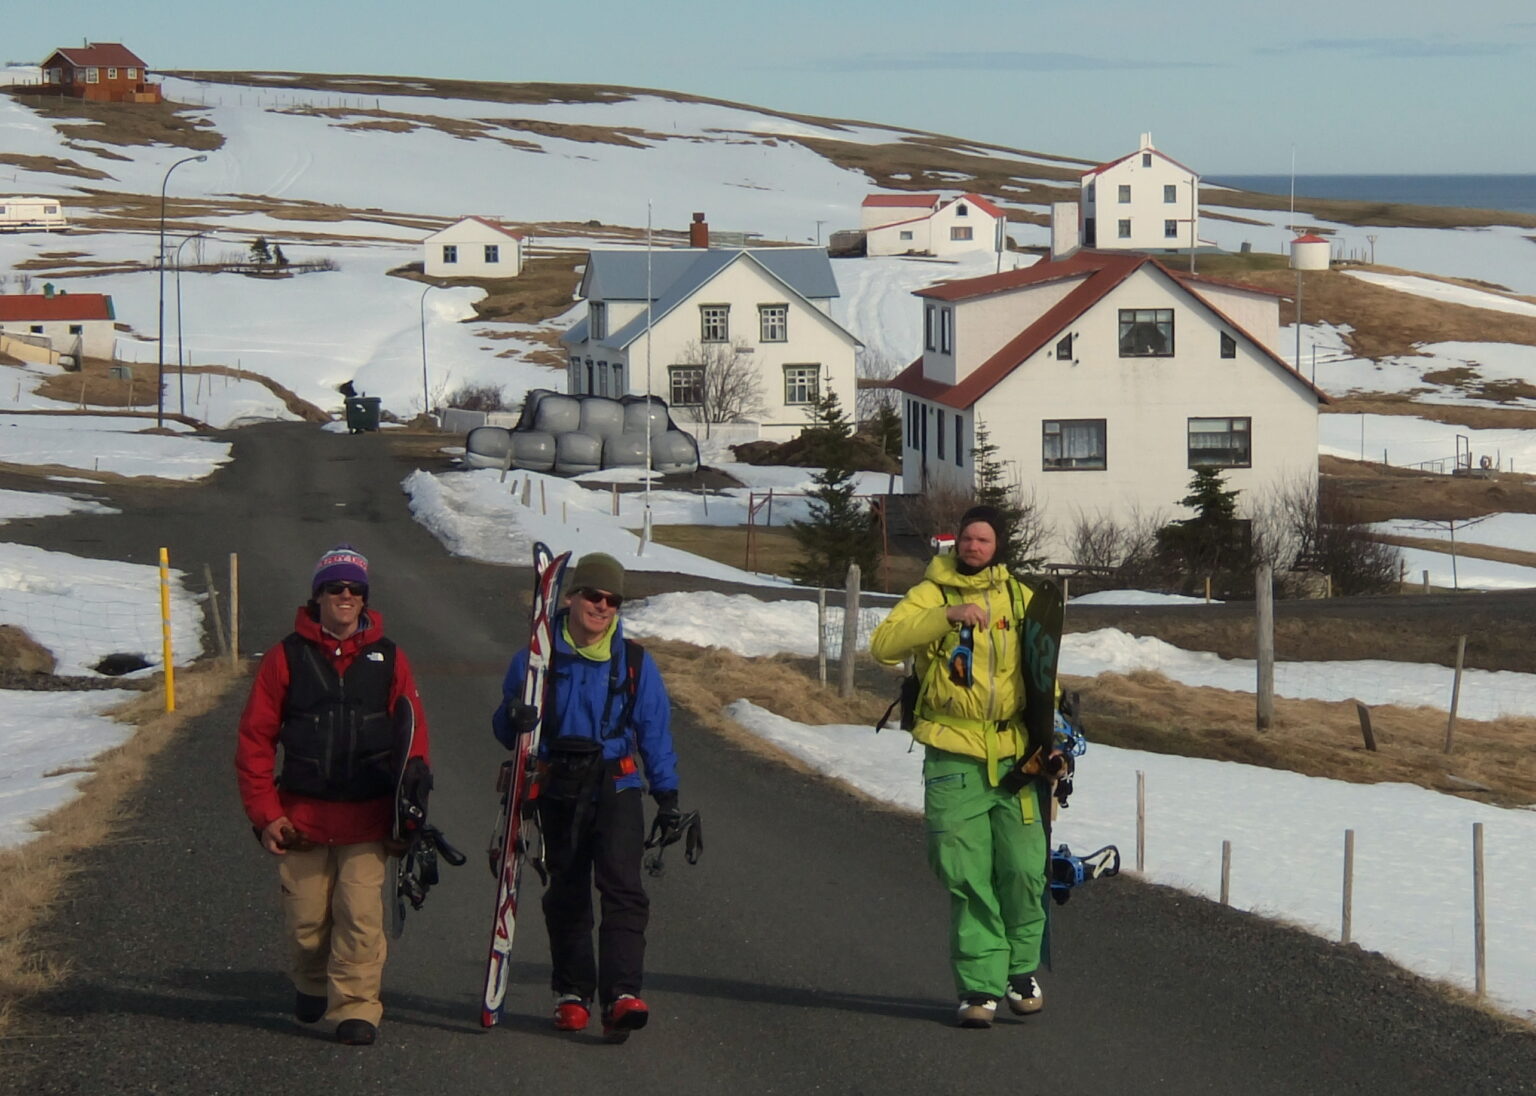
[13,0,1534,174]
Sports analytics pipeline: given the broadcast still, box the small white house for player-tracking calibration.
[560,245,861,441]
[1080,134,1200,252]
[890,250,1325,559]
[0,288,116,359]
[862,192,1006,258]
[0,197,68,232]
[422,216,523,279]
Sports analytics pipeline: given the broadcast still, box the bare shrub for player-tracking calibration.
[910,481,974,544]
[676,339,765,436]
[1066,506,1168,587]
[447,382,509,412]
[854,348,903,422]
[1250,474,1401,595]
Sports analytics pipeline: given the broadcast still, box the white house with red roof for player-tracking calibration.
[1080,134,1199,252]
[38,43,159,103]
[0,288,117,360]
[890,250,1325,559]
[422,216,524,278]
[861,193,1006,258]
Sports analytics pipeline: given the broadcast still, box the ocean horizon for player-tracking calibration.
[1205,174,1536,216]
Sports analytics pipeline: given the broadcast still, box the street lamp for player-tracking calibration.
[419,282,445,420]
[173,233,205,416]
[157,154,206,427]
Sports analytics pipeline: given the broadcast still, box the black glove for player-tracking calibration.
[651,790,682,840]
[506,702,539,738]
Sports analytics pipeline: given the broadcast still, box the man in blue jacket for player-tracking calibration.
[493,552,681,1043]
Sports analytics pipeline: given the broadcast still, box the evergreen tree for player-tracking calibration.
[969,420,1040,573]
[272,244,288,268]
[1157,467,1246,577]
[867,401,901,461]
[790,387,879,588]
[249,236,272,265]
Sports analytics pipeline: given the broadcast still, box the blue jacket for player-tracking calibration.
[492,613,678,796]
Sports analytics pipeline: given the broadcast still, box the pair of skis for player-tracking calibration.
[480,542,569,1028]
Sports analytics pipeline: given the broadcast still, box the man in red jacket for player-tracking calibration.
[235,544,429,1046]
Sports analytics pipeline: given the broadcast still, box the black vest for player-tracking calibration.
[277,631,397,802]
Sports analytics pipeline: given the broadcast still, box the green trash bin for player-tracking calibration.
[344,396,381,433]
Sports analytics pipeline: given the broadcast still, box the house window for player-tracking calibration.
[597,362,609,397]
[1043,419,1108,471]
[956,204,968,217]
[441,244,458,264]
[924,305,936,351]
[484,244,500,263]
[1189,417,1252,468]
[939,308,952,354]
[107,68,118,80]
[45,206,57,214]
[1164,219,1178,238]
[1055,334,1073,361]
[1086,182,1095,200]
[612,361,624,393]
[569,357,582,393]
[951,226,973,241]
[906,400,917,448]
[759,304,787,342]
[1118,309,1174,357]
[954,414,963,467]
[589,301,607,340]
[1142,153,1152,167]
[86,68,99,84]
[1164,184,1177,203]
[936,412,946,460]
[30,325,43,334]
[784,365,818,405]
[1118,184,1131,203]
[669,366,704,407]
[585,359,594,394]
[127,68,137,79]
[68,324,83,335]
[1220,332,1237,359]
[700,304,729,342]
[899,230,913,241]
[1117,219,1131,239]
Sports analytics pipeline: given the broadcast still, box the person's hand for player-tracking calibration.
[260,816,298,855]
[945,603,989,628]
[650,790,683,844]
[506,703,540,737]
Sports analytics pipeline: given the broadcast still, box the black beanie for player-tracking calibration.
[955,505,1007,572]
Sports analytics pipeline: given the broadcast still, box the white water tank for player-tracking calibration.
[1291,234,1331,271]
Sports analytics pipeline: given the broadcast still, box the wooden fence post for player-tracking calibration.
[839,564,861,699]
[1136,771,1146,872]
[1355,702,1377,752]
[1256,563,1274,731]
[1473,822,1486,998]
[203,562,229,658]
[228,552,240,668]
[1341,829,1355,944]
[1220,840,1232,905]
[1444,635,1466,754]
[817,588,827,688]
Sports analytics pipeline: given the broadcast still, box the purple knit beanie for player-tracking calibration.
[311,544,369,595]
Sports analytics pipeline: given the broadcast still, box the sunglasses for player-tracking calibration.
[320,581,367,597]
[577,587,622,609]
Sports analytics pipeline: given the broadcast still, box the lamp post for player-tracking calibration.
[157,154,206,427]
[172,233,204,416]
[419,282,444,420]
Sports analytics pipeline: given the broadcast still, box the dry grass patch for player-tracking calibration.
[5,91,224,152]
[1319,454,1536,522]
[389,254,583,326]
[648,522,927,595]
[1327,395,1536,433]
[480,117,666,148]
[0,662,244,1033]
[0,151,112,181]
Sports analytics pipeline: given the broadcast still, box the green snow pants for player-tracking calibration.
[922,747,1048,998]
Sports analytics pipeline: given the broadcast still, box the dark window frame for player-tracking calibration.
[1118,308,1175,357]
[669,365,704,407]
[1188,416,1252,468]
[1042,418,1108,471]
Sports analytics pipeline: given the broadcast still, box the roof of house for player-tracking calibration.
[44,43,147,69]
[424,215,524,242]
[950,193,1004,218]
[1082,145,1199,180]
[563,247,855,350]
[0,293,114,322]
[894,250,1323,409]
[862,194,941,209]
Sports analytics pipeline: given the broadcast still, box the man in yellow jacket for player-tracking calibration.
[870,506,1056,1029]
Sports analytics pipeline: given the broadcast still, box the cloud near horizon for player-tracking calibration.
[809,50,1216,73]
[1257,37,1521,59]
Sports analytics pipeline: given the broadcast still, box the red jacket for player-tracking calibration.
[236,606,429,845]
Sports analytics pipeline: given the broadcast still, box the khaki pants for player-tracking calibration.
[278,842,388,1025]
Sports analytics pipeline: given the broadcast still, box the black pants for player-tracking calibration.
[537,780,649,1006]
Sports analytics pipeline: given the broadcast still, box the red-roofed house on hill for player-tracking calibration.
[1079,133,1199,252]
[861,193,1006,258]
[422,216,524,278]
[38,43,161,103]
[0,287,117,360]
[890,250,1325,559]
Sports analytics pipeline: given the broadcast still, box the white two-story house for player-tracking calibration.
[422,216,524,279]
[1080,134,1200,252]
[890,250,1325,559]
[561,247,860,440]
[861,192,1006,258]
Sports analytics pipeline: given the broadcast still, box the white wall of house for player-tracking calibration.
[902,267,1317,559]
[861,201,934,231]
[920,276,1088,386]
[866,217,931,256]
[1081,142,1198,252]
[0,198,68,230]
[1187,282,1283,352]
[565,258,858,441]
[423,219,523,278]
[927,199,1002,258]
[0,317,113,359]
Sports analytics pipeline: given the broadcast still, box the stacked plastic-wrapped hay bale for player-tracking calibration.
[463,390,700,475]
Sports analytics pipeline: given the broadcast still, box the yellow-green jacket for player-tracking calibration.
[870,554,1035,781]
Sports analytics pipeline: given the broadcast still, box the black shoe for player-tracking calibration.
[336,1019,376,1046]
[294,992,327,1024]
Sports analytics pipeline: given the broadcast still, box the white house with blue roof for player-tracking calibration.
[560,246,861,441]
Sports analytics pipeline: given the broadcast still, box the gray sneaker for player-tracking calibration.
[1005,974,1043,1016]
[955,995,997,1028]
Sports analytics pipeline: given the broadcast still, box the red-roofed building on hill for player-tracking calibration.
[0,287,117,360]
[860,192,1006,258]
[422,216,525,278]
[1078,133,1199,252]
[38,43,160,103]
[891,250,1324,559]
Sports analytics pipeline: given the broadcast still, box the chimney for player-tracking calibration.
[689,212,709,249]
[43,283,55,298]
[1139,132,1153,149]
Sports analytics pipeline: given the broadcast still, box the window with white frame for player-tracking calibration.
[1118,184,1131,202]
[1164,219,1178,238]
[1118,219,1131,239]
[442,244,458,264]
[589,301,607,340]
[699,304,729,342]
[951,226,973,241]
[1164,184,1177,203]
[107,68,118,80]
[1220,331,1236,359]
[759,304,787,342]
[669,366,704,406]
[783,365,818,405]
[1043,419,1107,470]
[1118,308,1174,356]
[86,68,99,84]
[1188,417,1251,468]
[484,244,500,263]
[127,68,137,79]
